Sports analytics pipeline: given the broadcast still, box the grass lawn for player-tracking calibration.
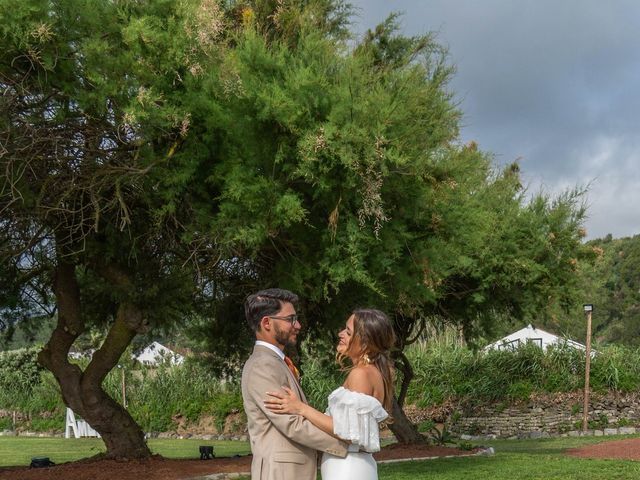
[379,435,640,479]
[0,437,251,468]
[3,435,640,479]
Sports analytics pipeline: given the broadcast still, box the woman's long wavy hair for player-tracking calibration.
[337,308,396,414]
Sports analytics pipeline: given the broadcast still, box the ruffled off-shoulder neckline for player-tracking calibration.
[328,387,388,420]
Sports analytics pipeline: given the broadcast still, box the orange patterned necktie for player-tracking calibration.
[284,356,300,382]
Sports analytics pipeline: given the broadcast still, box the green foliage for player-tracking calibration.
[405,336,640,408]
[29,415,65,432]
[428,423,455,446]
[456,440,475,451]
[0,0,592,448]
[506,381,534,402]
[616,417,632,427]
[0,347,45,411]
[0,418,12,430]
[299,338,344,412]
[101,361,243,433]
[2,358,243,433]
[547,234,640,346]
[573,415,609,431]
[571,403,581,415]
[417,419,436,433]
[210,391,244,432]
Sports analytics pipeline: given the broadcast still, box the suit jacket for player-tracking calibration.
[241,344,347,480]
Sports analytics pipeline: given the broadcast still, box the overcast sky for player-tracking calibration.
[350,0,640,240]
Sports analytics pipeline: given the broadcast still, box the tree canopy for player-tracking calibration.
[1,0,592,453]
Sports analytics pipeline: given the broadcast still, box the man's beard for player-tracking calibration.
[274,323,296,348]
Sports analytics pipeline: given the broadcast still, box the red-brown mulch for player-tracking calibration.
[374,442,481,461]
[566,437,640,461]
[0,444,479,480]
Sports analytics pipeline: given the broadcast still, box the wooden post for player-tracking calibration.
[582,307,593,431]
[120,365,127,408]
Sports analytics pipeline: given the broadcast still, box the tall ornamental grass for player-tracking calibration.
[102,360,243,433]
[405,334,640,408]
[0,350,242,433]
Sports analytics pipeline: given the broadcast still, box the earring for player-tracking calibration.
[363,354,371,365]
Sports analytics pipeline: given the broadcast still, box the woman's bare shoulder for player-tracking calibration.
[344,365,382,394]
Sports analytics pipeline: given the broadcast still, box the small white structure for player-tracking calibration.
[484,324,587,352]
[132,341,184,366]
[65,408,101,438]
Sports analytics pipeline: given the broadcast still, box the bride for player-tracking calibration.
[264,308,395,480]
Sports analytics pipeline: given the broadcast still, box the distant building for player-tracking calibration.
[484,324,587,352]
[69,341,184,366]
[132,341,184,366]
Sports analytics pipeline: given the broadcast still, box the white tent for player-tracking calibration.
[484,324,587,352]
[132,341,184,366]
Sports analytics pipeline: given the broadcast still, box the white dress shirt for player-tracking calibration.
[255,340,285,360]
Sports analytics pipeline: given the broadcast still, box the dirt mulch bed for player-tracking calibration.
[0,444,479,480]
[374,442,480,461]
[566,437,640,461]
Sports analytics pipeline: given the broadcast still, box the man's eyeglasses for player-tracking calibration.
[269,314,300,326]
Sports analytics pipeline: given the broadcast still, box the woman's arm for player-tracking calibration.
[264,387,337,437]
[264,367,378,438]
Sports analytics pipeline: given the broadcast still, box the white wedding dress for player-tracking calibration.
[320,387,389,480]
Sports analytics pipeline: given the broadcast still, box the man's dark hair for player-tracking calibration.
[244,288,299,333]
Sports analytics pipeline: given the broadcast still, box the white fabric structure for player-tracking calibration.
[484,324,587,352]
[65,408,100,439]
[321,387,388,480]
[132,341,184,366]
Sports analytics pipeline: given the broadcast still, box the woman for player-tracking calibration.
[264,308,395,480]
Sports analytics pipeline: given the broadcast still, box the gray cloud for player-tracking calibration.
[350,0,640,238]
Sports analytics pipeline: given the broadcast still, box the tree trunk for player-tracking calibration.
[389,349,427,443]
[38,258,151,459]
[388,397,426,444]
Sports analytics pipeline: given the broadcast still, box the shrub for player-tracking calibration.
[457,441,475,451]
[0,417,12,430]
[506,380,533,401]
[0,347,44,410]
[404,338,640,409]
[210,391,243,431]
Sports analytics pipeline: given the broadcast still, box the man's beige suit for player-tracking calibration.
[241,345,347,480]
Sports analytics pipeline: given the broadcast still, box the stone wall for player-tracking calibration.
[447,392,640,439]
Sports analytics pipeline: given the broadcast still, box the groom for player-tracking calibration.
[241,288,347,480]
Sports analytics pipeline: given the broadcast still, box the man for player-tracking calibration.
[241,288,347,480]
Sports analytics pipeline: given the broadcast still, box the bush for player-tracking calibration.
[103,360,242,433]
[30,415,65,432]
[1,350,242,434]
[0,347,44,410]
[506,380,534,401]
[404,339,640,408]
[0,417,13,430]
[210,391,244,431]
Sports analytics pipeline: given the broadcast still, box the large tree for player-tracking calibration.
[0,0,241,458]
[191,10,595,442]
[1,0,593,454]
